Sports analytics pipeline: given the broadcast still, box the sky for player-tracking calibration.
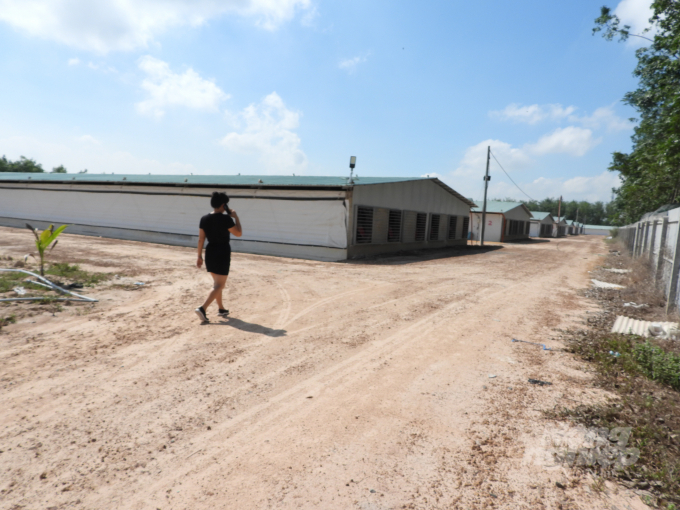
[0,0,656,202]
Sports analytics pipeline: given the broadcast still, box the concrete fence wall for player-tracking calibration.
[618,207,680,313]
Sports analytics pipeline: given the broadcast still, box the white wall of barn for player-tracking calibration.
[470,212,503,242]
[0,184,349,250]
[351,180,471,216]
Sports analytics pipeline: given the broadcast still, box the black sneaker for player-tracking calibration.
[195,306,208,322]
[218,309,229,317]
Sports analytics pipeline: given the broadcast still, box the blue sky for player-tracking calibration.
[0,0,654,202]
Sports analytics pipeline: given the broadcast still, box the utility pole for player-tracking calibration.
[557,195,562,235]
[480,146,491,246]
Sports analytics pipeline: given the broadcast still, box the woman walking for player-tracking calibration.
[195,191,242,322]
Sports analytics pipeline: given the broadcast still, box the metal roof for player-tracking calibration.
[529,211,554,221]
[471,200,533,216]
[0,172,476,207]
[584,224,612,229]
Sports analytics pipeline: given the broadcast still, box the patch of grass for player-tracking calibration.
[45,263,109,286]
[0,313,16,329]
[635,341,680,391]
[558,331,680,507]
[0,271,27,293]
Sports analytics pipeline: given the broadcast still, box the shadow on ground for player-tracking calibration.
[204,317,287,337]
[348,245,505,266]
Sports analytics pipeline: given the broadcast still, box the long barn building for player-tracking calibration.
[0,173,474,261]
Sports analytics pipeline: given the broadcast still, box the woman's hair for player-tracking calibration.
[210,191,230,209]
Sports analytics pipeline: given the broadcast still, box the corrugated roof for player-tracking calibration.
[0,172,476,207]
[0,172,477,208]
[0,172,420,187]
[471,200,533,216]
[529,211,554,221]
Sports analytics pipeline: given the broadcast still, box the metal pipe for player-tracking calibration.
[0,268,98,302]
[0,297,94,302]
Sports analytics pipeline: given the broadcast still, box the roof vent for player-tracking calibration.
[184,179,188,182]
[258,179,263,183]
[122,177,126,180]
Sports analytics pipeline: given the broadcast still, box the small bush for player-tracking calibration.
[634,341,680,391]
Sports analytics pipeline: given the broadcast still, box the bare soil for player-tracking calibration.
[0,229,651,509]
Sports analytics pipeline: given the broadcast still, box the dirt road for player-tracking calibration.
[0,229,646,509]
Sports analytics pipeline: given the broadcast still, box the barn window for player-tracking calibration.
[356,207,373,244]
[429,214,440,241]
[462,217,469,239]
[448,216,458,240]
[415,213,427,241]
[388,210,402,242]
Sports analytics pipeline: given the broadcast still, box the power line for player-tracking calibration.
[489,150,536,202]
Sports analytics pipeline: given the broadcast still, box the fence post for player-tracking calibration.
[657,217,669,283]
[665,220,680,314]
[648,220,657,264]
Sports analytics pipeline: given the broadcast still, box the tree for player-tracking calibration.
[0,155,45,173]
[51,165,67,173]
[594,2,680,225]
[25,223,68,276]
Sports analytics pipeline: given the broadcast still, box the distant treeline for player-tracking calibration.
[521,198,613,226]
[491,197,613,226]
[0,155,72,174]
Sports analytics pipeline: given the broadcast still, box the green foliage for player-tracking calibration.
[51,165,67,173]
[25,223,68,276]
[594,2,680,224]
[634,341,680,391]
[0,313,16,329]
[520,197,612,225]
[45,263,109,286]
[0,155,45,173]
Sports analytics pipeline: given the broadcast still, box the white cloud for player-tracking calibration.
[526,126,601,157]
[614,0,654,38]
[569,105,633,132]
[0,0,313,53]
[76,135,100,145]
[489,103,576,125]
[338,55,368,74]
[136,56,228,118]
[523,172,621,203]
[453,139,532,178]
[221,92,307,170]
[67,57,80,66]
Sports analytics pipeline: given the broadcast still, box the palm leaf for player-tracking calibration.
[45,225,68,247]
[39,226,53,247]
[25,223,39,241]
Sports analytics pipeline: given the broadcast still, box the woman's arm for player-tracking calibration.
[228,210,243,237]
[197,228,206,268]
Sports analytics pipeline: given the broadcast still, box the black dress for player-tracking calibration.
[199,213,236,275]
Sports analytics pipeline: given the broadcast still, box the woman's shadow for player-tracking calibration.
[205,316,287,337]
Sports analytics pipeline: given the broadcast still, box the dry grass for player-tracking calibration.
[552,244,680,509]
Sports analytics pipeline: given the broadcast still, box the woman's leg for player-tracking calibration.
[215,275,228,310]
[202,273,228,310]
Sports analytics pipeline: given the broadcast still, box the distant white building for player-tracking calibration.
[556,216,569,237]
[470,201,533,243]
[529,211,556,238]
[584,224,612,236]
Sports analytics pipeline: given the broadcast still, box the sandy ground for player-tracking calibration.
[0,228,649,510]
